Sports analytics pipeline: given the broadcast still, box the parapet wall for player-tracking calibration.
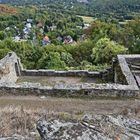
[21,70,101,77]
[0,84,137,98]
[0,52,139,98]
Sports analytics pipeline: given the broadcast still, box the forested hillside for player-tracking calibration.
[1,0,140,13]
[0,1,140,70]
[0,5,140,70]
[1,0,140,20]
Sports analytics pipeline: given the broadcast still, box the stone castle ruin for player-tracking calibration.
[0,52,139,97]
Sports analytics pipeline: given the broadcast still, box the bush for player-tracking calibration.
[92,38,127,64]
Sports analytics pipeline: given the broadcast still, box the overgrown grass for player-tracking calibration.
[0,97,139,136]
[0,105,87,136]
[0,105,41,137]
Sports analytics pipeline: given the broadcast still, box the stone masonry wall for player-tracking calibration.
[0,52,139,97]
[0,52,20,85]
[21,70,101,78]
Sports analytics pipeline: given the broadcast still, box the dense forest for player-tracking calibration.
[0,1,140,70]
[1,0,140,20]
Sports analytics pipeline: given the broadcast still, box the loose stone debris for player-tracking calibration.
[36,114,140,140]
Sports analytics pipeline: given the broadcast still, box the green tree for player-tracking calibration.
[65,40,94,66]
[37,52,66,70]
[0,48,10,59]
[92,38,127,64]
[124,19,140,53]
[0,31,6,40]
[47,52,66,70]
[61,52,74,66]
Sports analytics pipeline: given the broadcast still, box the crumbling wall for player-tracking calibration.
[0,52,139,97]
[114,63,127,85]
[116,55,138,87]
[0,83,138,97]
[21,70,101,78]
[0,52,20,85]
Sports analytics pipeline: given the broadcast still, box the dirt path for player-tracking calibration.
[0,96,140,116]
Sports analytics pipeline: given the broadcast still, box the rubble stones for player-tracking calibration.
[36,115,140,140]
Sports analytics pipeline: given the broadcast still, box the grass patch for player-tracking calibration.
[78,15,96,23]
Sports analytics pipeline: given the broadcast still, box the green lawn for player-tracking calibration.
[78,15,96,23]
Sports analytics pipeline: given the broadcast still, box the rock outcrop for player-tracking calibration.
[37,115,140,140]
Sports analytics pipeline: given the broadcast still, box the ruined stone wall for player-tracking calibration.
[114,63,128,85]
[0,52,139,97]
[0,52,20,85]
[116,55,138,87]
[0,83,138,97]
[21,70,101,78]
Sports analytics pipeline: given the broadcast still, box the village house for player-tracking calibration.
[42,35,51,46]
[63,35,74,44]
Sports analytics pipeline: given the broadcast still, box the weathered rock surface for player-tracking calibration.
[0,134,29,140]
[0,114,140,140]
[37,115,140,140]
